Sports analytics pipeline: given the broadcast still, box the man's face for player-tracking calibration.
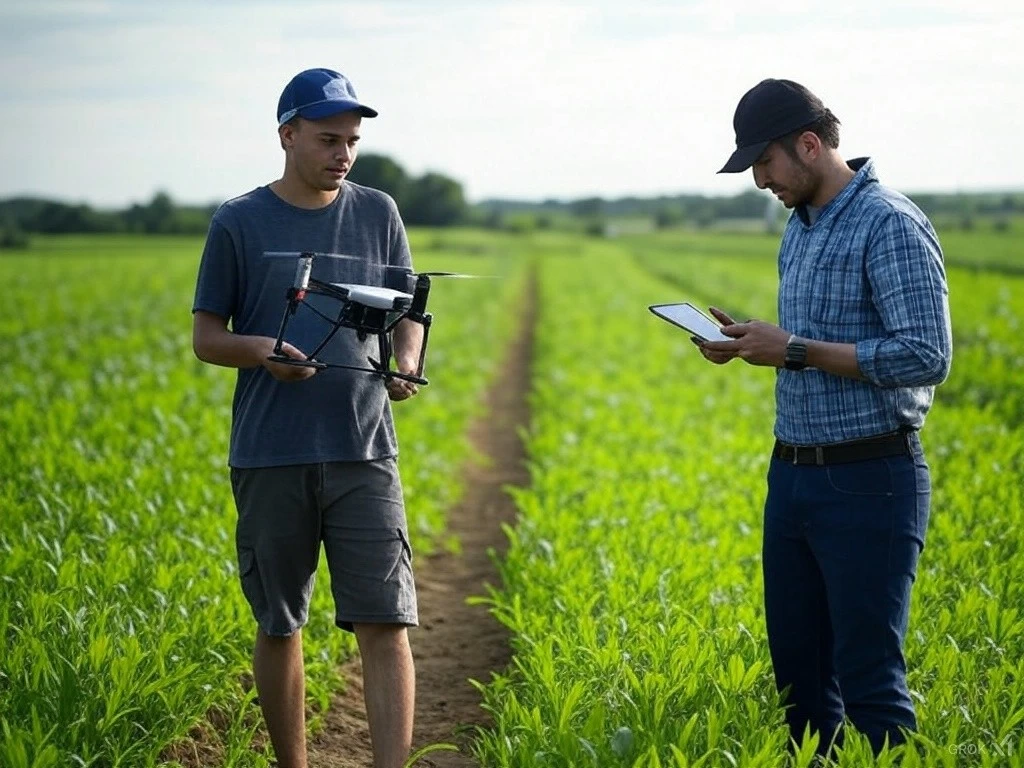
[281,111,361,191]
[750,139,817,208]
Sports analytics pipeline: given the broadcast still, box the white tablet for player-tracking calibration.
[649,302,732,342]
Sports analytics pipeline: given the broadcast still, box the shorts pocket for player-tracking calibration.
[329,527,407,584]
[397,527,413,562]
[238,547,257,578]
[236,546,268,620]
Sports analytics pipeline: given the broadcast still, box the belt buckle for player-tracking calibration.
[792,445,825,465]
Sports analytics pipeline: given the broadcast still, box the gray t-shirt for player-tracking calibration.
[192,182,413,468]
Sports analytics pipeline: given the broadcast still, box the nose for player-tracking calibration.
[335,145,353,164]
[752,164,769,190]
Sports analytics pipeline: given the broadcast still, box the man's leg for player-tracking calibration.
[320,458,419,768]
[232,464,323,768]
[763,459,844,752]
[354,623,415,768]
[254,628,308,768]
[808,445,930,754]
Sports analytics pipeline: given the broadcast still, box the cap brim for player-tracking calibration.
[300,100,378,119]
[282,100,378,125]
[717,140,770,174]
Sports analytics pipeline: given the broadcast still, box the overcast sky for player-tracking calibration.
[1,0,1021,207]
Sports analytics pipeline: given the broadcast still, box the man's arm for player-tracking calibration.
[700,213,952,386]
[854,211,952,387]
[699,321,866,378]
[192,310,315,382]
[392,318,425,372]
[191,218,314,383]
[383,196,424,402]
[386,318,425,401]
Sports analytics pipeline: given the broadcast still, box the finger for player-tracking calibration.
[280,342,309,361]
[709,306,736,325]
[703,340,741,352]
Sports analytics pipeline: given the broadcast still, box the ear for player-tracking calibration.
[278,121,298,151]
[798,130,823,162]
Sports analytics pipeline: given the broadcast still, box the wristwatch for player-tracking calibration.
[784,334,808,371]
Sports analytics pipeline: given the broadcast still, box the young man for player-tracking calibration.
[700,79,952,756]
[192,68,422,768]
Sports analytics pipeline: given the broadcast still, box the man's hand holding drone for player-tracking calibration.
[258,338,318,382]
[386,354,420,401]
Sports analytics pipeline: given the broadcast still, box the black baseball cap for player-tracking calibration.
[718,79,828,173]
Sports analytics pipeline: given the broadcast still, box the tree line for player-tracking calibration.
[2,153,1021,248]
[0,154,468,247]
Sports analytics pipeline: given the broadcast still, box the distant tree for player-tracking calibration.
[147,191,176,233]
[0,213,28,248]
[572,197,605,219]
[404,172,467,226]
[32,202,121,233]
[480,208,504,230]
[655,207,680,229]
[347,153,411,207]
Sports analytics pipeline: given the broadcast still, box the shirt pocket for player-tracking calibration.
[809,265,875,338]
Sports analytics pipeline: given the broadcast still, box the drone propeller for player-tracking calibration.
[261,252,494,279]
[263,250,365,261]
[415,272,494,279]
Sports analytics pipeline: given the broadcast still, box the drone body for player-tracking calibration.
[264,251,435,385]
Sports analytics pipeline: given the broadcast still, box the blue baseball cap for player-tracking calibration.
[276,68,378,126]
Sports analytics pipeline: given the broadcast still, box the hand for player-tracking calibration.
[386,355,420,402]
[702,311,791,368]
[257,338,318,382]
[692,307,739,365]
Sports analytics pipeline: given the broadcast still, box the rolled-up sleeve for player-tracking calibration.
[855,211,952,388]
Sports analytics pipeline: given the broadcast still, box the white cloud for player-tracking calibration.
[0,0,1021,206]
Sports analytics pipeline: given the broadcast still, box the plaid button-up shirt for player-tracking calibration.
[775,158,953,445]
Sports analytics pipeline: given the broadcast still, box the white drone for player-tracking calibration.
[261,251,484,385]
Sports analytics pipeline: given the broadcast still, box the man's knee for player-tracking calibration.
[257,626,302,645]
[353,622,408,654]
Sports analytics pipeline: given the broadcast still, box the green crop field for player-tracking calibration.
[1,226,1021,767]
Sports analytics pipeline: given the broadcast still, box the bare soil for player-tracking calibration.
[306,273,536,768]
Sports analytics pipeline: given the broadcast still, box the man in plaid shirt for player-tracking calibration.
[701,79,952,757]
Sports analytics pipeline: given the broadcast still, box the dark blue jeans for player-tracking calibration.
[762,432,930,756]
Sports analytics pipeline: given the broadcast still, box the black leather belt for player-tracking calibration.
[773,429,915,466]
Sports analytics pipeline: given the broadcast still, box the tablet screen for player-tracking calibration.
[649,303,732,342]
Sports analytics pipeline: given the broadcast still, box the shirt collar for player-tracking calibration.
[795,156,876,227]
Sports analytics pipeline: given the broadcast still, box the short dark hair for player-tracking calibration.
[778,108,841,158]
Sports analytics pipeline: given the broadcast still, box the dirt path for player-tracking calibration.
[307,272,536,768]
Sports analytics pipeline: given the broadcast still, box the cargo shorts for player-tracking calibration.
[230,458,418,636]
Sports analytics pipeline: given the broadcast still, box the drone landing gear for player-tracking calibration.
[265,354,329,370]
[265,355,427,385]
